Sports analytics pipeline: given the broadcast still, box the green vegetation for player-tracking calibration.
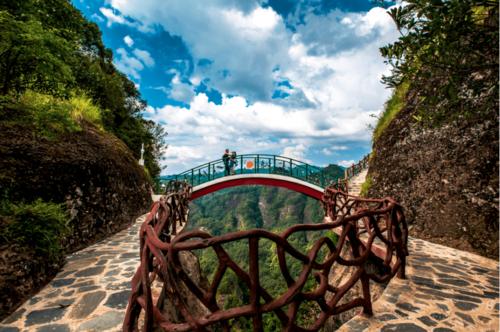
[0,199,69,262]
[359,175,372,197]
[373,82,408,142]
[378,0,498,125]
[0,0,166,178]
[188,183,341,330]
[1,91,103,138]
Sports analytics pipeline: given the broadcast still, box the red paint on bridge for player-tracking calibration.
[190,177,324,201]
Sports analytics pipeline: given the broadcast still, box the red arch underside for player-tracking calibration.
[190,177,324,201]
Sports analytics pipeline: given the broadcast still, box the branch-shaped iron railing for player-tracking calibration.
[344,155,370,180]
[169,154,338,188]
[123,181,408,331]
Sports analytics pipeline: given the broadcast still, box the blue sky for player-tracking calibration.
[73,0,399,174]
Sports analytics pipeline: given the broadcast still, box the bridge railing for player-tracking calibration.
[172,154,335,188]
[123,181,408,332]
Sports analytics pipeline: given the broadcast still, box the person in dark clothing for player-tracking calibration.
[222,149,231,176]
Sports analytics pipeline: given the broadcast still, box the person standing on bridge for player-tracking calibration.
[222,149,231,176]
[229,151,237,175]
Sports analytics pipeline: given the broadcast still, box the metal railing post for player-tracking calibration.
[289,159,293,176]
[256,155,259,173]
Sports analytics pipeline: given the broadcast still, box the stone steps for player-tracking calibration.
[348,169,368,196]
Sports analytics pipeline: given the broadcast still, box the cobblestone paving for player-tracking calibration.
[338,237,499,332]
[0,215,146,332]
[1,191,498,332]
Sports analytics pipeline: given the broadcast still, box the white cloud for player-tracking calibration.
[100,7,126,26]
[114,48,144,80]
[99,6,153,32]
[147,92,373,172]
[124,35,134,47]
[322,145,348,155]
[169,75,195,103]
[338,160,356,167]
[282,144,307,161]
[133,49,155,67]
[91,13,105,23]
[114,48,155,80]
[102,1,400,173]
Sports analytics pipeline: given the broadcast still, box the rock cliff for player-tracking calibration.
[0,122,152,319]
[367,93,498,259]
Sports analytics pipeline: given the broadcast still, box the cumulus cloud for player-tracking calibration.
[100,1,400,172]
[103,1,291,101]
[124,35,134,47]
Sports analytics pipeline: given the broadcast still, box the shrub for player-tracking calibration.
[0,199,69,261]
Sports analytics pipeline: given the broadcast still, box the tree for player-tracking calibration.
[0,11,74,95]
[0,0,168,179]
[379,0,498,121]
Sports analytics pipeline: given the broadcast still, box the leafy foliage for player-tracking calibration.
[0,0,167,178]
[0,199,69,261]
[0,11,74,96]
[379,0,498,123]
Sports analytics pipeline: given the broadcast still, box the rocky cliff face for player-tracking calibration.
[367,97,498,259]
[0,122,152,318]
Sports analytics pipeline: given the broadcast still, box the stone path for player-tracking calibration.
[338,236,499,332]
[348,169,368,196]
[1,189,498,332]
[343,168,499,331]
[0,215,145,332]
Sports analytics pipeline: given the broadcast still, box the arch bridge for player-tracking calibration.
[168,154,343,200]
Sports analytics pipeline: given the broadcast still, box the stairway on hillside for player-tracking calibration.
[348,169,368,196]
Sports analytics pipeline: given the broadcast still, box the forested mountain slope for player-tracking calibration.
[186,183,332,330]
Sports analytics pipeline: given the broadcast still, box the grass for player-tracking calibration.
[359,175,372,197]
[373,82,409,143]
[15,90,103,138]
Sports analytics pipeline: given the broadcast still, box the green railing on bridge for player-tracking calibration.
[169,154,340,188]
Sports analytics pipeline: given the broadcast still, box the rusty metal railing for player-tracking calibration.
[344,155,369,180]
[123,181,407,331]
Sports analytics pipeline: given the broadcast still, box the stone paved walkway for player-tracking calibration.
[1,192,498,332]
[338,237,499,332]
[0,215,145,332]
